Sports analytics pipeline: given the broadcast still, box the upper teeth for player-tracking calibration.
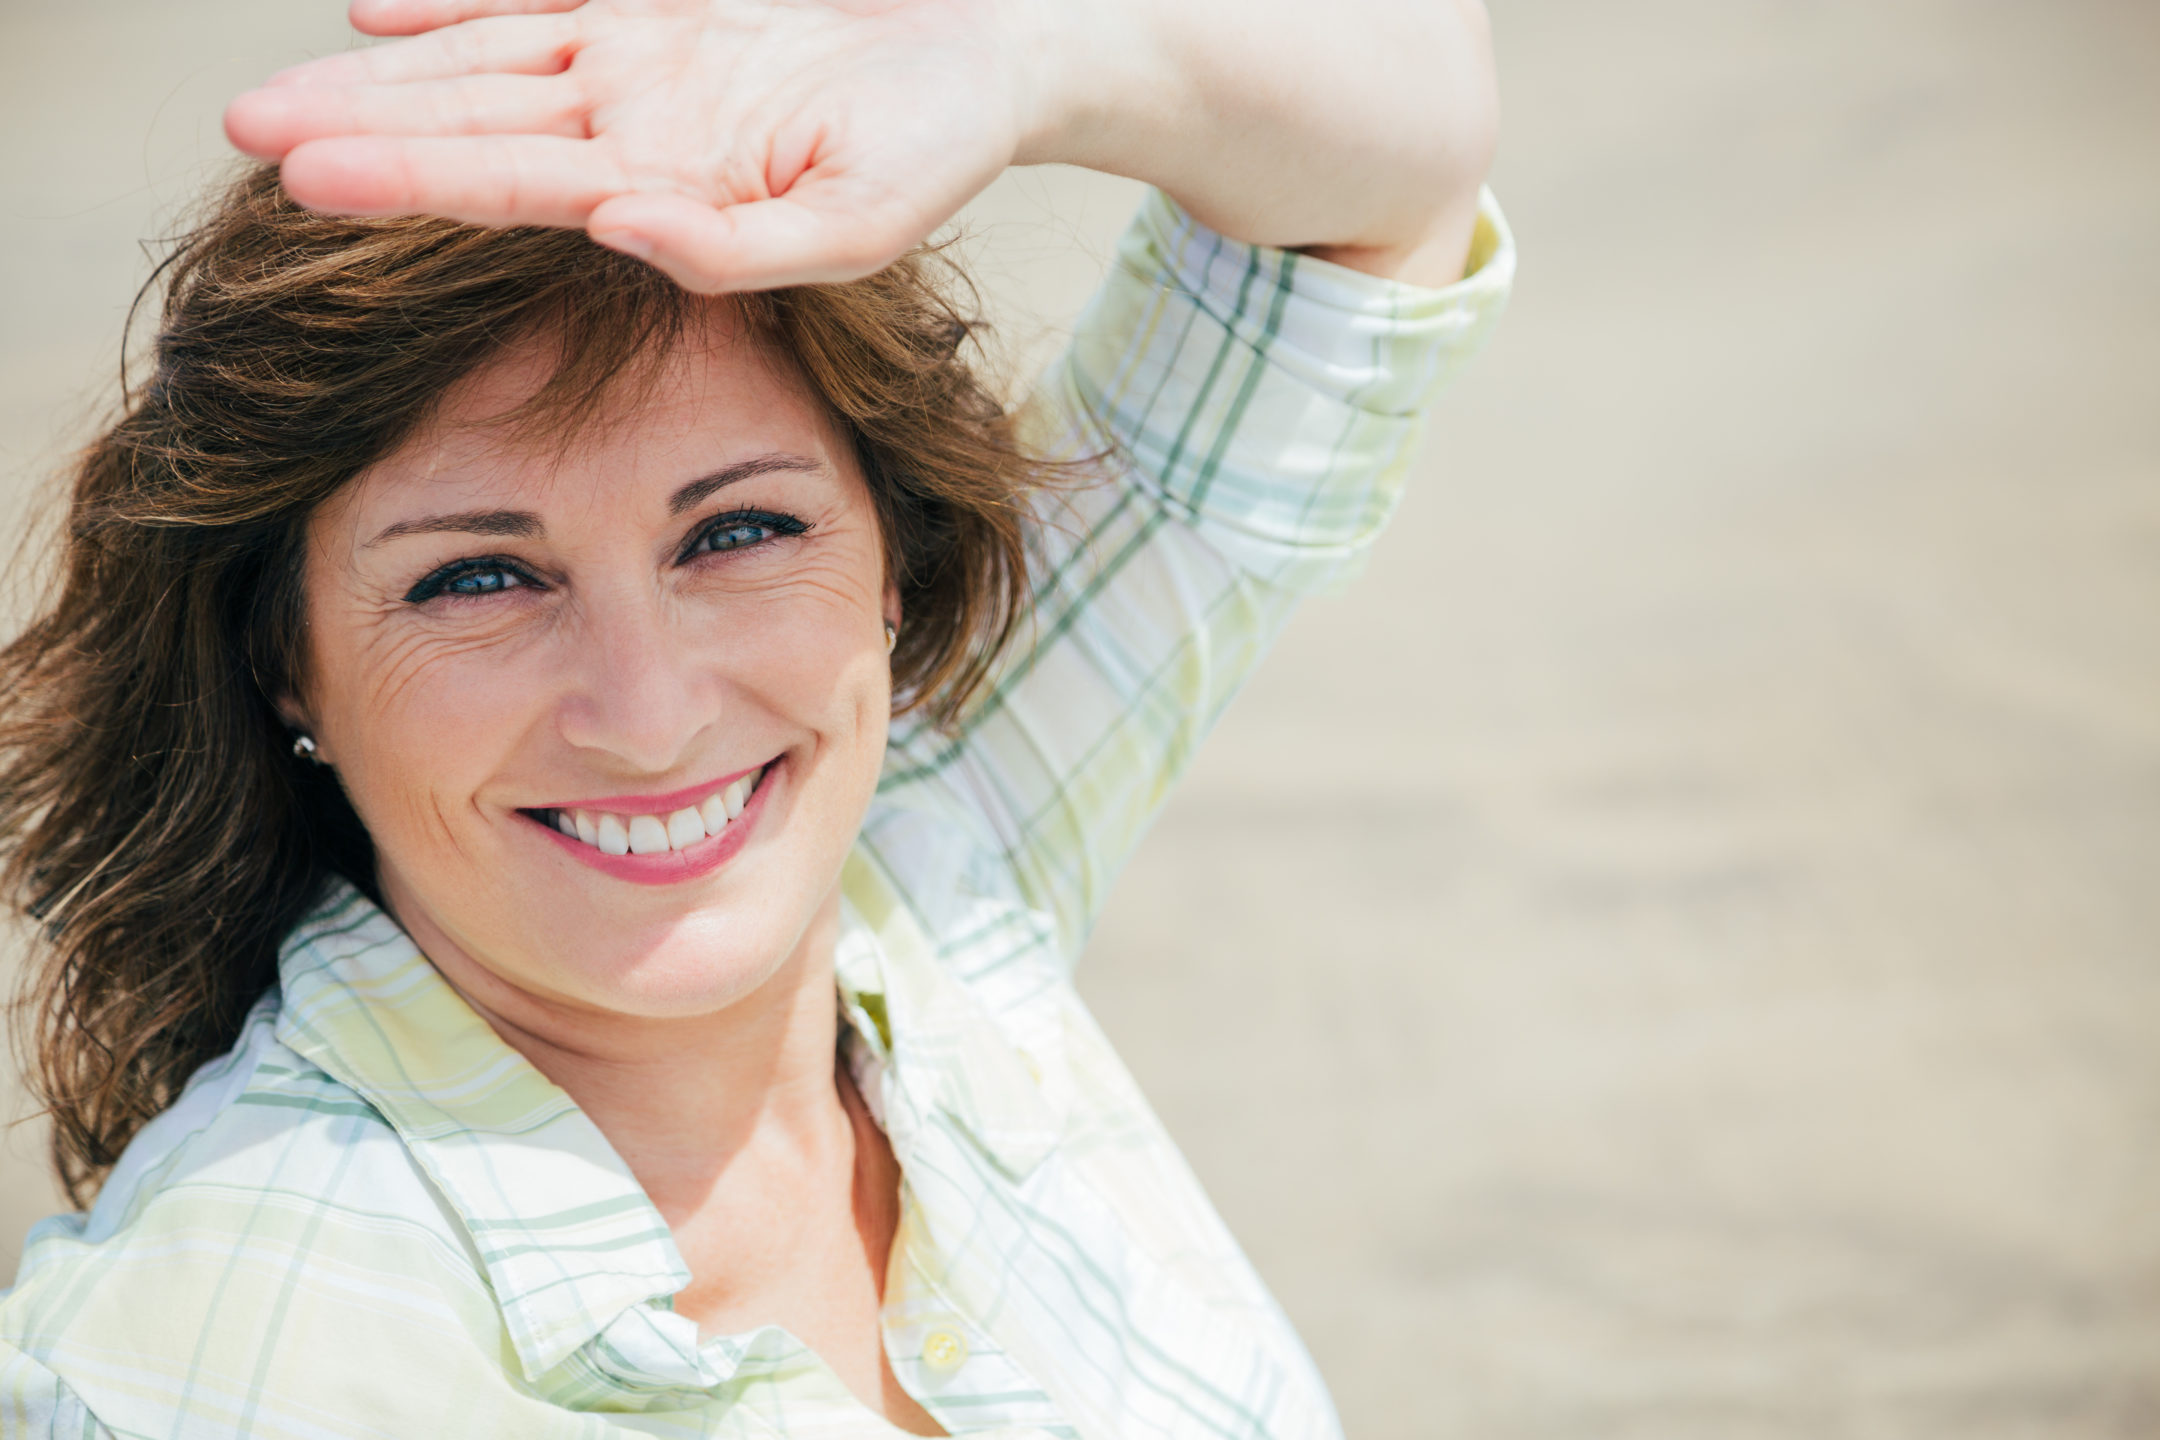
[549,768,762,856]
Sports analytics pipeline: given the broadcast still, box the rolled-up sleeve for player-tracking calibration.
[1051,187,1514,591]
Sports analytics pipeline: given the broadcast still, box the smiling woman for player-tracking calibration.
[0,0,1509,1435]
[0,167,1039,1433]
[0,154,1037,1178]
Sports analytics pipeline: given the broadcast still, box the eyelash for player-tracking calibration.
[676,509,811,564]
[403,556,536,604]
[402,510,812,605]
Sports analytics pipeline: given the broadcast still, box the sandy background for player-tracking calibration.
[3,2,2157,1436]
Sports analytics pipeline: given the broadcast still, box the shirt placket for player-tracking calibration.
[836,917,1074,1437]
[878,1198,1074,1439]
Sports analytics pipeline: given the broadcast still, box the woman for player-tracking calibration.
[0,0,1509,1434]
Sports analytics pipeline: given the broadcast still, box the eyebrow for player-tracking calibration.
[362,453,828,548]
[364,509,541,547]
[668,452,828,516]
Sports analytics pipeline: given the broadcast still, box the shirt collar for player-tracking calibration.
[835,851,1063,1181]
[274,883,689,1383]
[273,872,1060,1384]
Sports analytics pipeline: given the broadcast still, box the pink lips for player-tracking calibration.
[547,761,767,817]
[526,758,779,886]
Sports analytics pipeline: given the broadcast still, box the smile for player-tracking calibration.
[534,764,768,855]
[520,761,777,884]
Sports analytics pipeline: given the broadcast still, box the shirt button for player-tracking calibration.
[921,1328,968,1372]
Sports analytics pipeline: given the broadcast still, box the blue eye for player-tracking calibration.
[403,558,537,604]
[699,521,775,552]
[446,568,524,594]
[682,510,810,561]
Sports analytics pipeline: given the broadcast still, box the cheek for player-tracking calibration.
[701,566,894,771]
[311,602,554,836]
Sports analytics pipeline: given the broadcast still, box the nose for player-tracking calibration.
[554,583,723,774]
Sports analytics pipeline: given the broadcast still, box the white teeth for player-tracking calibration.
[665,807,705,849]
[627,814,670,855]
[549,766,767,859]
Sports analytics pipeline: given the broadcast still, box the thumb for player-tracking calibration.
[587,189,915,294]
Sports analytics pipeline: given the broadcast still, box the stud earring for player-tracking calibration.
[884,621,898,654]
[291,733,323,763]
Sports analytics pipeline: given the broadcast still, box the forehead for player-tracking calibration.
[344,305,842,518]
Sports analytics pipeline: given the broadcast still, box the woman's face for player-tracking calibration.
[292,312,895,1025]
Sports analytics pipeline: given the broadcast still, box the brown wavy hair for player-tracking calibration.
[1,164,1045,1205]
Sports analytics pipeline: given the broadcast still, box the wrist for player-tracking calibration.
[1298,184,1488,287]
[996,0,1498,281]
[1002,0,1181,172]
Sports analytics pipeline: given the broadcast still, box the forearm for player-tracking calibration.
[1011,0,1498,285]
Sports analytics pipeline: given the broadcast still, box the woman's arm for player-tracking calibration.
[224,0,1495,294]
[865,192,1513,963]
[1017,0,1497,286]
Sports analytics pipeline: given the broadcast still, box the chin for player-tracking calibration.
[377,739,878,1024]
[566,908,815,1018]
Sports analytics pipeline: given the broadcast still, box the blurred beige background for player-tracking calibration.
[4,2,2157,1436]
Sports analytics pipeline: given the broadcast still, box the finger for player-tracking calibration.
[227,76,587,159]
[279,135,624,228]
[267,14,580,88]
[587,190,917,295]
[351,0,585,39]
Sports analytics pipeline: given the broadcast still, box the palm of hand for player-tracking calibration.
[226,0,1026,292]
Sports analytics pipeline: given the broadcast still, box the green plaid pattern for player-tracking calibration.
[0,189,1512,1439]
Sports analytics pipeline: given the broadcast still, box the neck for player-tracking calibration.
[392,883,853,1222]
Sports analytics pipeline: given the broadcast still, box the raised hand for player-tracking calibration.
[229,0,1498,292]
[225,0,1041,293]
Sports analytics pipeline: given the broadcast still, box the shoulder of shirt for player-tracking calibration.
[2,987,485,1350]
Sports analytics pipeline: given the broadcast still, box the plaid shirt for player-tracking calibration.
[1,189,1512,1439]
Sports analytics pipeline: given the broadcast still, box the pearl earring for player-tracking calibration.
[884,621,898,654]
[291,733,323,763]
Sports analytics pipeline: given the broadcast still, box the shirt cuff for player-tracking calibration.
[1129,185,1515,421]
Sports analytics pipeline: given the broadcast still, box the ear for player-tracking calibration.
[272,692,328,764]
[882,581,902,634]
